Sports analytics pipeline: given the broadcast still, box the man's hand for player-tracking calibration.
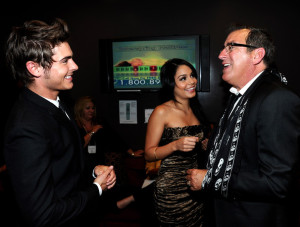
[186,169,207,191]
[94,165,116,190]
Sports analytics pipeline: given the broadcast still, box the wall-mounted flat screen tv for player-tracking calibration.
[99,35,209,92]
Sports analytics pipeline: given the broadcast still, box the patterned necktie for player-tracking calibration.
[227,94,241,118]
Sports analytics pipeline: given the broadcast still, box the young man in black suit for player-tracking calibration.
[187,25,300,227]
[4,18,116,226]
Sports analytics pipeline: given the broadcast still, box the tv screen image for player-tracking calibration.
[112,36,199,90]
[98,35,209,92]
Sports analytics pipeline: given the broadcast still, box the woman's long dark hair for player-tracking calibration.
[159,58,210,133]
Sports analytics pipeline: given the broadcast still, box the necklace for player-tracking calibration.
[82,121,93,133]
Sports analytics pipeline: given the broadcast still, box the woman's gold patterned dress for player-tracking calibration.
[154,125,205,227]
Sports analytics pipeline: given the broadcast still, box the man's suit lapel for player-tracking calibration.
[23,88,85,170]
[53,101,85,170]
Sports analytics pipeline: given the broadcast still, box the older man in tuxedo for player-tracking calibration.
[187,25,300,227]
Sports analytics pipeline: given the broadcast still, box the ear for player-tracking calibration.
[26,61,42,77]
[252,47,265,65]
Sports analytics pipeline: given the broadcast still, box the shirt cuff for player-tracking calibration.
[92,168,97,178]
[93,182,102,196]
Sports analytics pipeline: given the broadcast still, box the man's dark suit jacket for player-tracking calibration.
[209,70,300,227]
[4,88,100,226]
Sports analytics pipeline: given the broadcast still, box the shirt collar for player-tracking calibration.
[43,96,60,108]
[229,70,264,96]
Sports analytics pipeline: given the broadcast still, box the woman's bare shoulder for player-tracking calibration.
[153,101,173,116]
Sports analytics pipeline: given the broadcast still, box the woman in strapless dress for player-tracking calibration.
[144,58,210,226]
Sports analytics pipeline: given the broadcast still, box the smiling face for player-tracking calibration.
[82,101,96,121]
[29,42,79,99]
[45,42,78,90]
[218,29,257,90]
[173,64,197,100]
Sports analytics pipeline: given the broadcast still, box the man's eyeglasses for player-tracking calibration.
[221,42,258,53]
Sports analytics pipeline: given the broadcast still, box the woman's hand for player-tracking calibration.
[174,136,199,152]
[127,148,144,157]
[92,124,103,133]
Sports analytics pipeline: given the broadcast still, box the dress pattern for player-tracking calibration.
[154,125,205,227]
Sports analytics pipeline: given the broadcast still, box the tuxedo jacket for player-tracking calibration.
[209,70,300,227]
[4,88,99,226]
